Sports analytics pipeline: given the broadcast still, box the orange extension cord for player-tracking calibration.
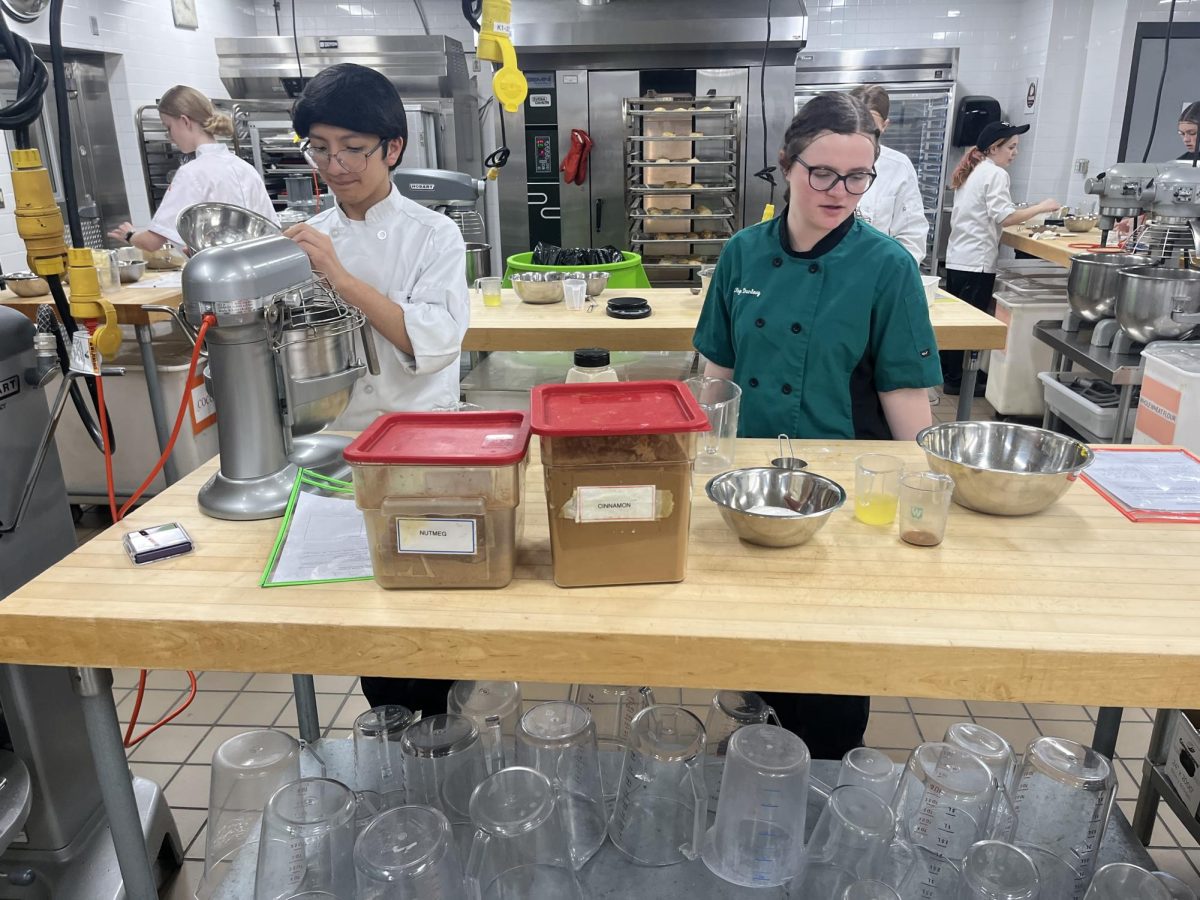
[92,313,215,747]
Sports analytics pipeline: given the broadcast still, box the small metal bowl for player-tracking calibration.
[511,271,564,304]
[118,260,146,283]
[917,421,1092,516]
[563,270,610,297]
[2,272,50,297]
[706,467,846,548]
[1064,216,1098,233]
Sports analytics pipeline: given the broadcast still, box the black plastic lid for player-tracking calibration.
[573,348,610,368]
[606,296,652,320]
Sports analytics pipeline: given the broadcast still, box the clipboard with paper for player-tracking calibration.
[260,469,375,586]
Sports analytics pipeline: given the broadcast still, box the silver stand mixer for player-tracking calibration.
[162,234,378,520]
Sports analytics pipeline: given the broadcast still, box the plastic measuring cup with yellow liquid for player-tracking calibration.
[854,454,904,526]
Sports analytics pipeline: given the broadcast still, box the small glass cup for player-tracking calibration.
[354,805,466,899]
[353,705,416,810]
[685,376,742,474]
[898,471,955,547]
[855,454,904,526]
[399,714,490,825]
[563,278,587,311]
[475,276,503,308]
[699,264,716,302]
[254,777,357,900]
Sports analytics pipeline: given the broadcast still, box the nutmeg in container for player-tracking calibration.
[530,381,709,588]
[343,411,531,589]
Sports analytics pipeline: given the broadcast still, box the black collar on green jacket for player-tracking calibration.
[777,206,856,260]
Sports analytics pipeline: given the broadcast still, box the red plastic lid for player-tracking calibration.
[344,411,531,465]
[531,381,709,437]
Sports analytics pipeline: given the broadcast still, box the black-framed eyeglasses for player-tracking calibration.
[301,137,387,173]
[790,156,877,195]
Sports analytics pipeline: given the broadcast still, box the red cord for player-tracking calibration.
[93,313,215,746]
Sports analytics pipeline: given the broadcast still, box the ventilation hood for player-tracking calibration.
[511,0,807,70]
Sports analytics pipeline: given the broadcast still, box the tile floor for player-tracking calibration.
[130,672,1199,898]
[79,393,1197,896]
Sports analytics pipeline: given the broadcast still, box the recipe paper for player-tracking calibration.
[1081,448,1200,520]
[261,470,374,586]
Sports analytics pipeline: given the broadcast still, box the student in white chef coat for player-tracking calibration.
[942,121,1058,394]
[287,62,469,716]
[849,84,928,265]
[286,63,468,432]
[108,85,277,251]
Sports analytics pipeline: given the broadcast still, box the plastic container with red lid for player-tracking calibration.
[343,411,531,589]
[530,381,709,588]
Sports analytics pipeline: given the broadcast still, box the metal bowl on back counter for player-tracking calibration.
[1115,266,1200,344]
[510,271,564,304]
[563,270,610,297]
[1067,252,1153,322]
[917,422,1092,516]
[1,271,49,297]
[177,202,281,254]
[706,467,846,548]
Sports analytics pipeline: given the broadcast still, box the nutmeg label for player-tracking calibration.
[576,486,657,523]
[396,517,477,554]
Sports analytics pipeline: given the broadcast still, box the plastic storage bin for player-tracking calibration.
[1134,342,1200,453]
[984,290,1068,416]
[531,381,708,588]
[1038,372,1135,442]
[343,412,531,589]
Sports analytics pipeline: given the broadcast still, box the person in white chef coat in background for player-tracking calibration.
[285,63,469,433]
[108,85,277,251]
[942,121,1058,395]
[285,62,468,718]
[848,84,928,265]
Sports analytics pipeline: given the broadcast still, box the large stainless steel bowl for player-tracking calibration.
[917,422,1092,516]
[177,203,281,254]
[276,307,354,434]
[511,271,564,304]
[1066,252,1153,322]
[2,271,49,297]
[563,270,610,297]
[1115,266,1200,344]
[706,467,846,548]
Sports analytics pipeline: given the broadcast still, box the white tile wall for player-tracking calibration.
[0,0,257,271]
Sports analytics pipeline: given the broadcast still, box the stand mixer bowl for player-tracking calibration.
[1066,253,1153,322]
[276,310,355,434]
[1115,266,1200,344]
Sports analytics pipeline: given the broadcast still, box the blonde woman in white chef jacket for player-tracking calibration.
[942,121,1059,395]
[849,84,928,265]
[108,86,277,251]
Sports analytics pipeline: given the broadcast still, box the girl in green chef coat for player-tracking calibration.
[693,92,943,758]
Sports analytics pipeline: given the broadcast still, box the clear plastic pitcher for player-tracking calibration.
[466,766,583,900]
[205,730,301,881]
[399,714,490,826]
[844,881,903,900]
[569,684,654,810]
[702,689,779,807]
[943,722,1017,841]
[1010,737,1116,898]
[608,705,707,867]
[1083,863,1171,900]
[515,701,606,870]
[958,840,1039,900]
[354,805,466,899]
[447,681,523,774]
[254,777,357,900]
[701,724,810,887]
[892,742,997,864]
[685,376,741,474]
[353,706,416,811]
[795,784,896,895]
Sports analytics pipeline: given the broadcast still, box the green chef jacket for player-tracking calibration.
[693,211,943,440]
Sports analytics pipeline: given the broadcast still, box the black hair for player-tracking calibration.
[779,92,880,174]
[292,63,408,168]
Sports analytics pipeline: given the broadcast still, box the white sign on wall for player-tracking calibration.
[1024,77,1039,117]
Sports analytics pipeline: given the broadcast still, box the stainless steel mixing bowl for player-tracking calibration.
[177,202,281,254]
[1066,252,1153,322]
[705,467,846,548]
[510,271,564,304]
[1115,266,1200,344]
[916,421,1092,516]
[562,270,610,297]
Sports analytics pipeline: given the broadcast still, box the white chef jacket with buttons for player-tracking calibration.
[945,157,1016,274]
[855,144,928,264]
[306,185,469,431]
[149,143,278,244]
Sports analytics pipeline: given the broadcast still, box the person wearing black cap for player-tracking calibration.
[287,62,469,718]
[943,121,1059,395]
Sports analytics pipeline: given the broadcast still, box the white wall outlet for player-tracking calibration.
[1073,158,1089,175]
